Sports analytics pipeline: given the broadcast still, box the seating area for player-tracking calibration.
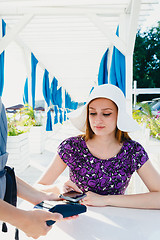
[0,1,160,239]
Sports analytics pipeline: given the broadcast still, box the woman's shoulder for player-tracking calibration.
[59,135,84,147]
[123,139,147,153]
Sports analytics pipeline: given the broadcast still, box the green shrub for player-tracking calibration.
[133,103,160,141]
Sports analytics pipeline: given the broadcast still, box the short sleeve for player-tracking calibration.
[57,137,77,169]
[130,141,149,173]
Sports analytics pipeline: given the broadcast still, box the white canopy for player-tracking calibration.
[0,0,159,107]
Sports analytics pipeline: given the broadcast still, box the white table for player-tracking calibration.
[1,202,160,240]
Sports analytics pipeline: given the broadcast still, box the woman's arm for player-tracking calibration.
[82,160,160,209]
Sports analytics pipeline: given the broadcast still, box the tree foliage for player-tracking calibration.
[133,22,160,101]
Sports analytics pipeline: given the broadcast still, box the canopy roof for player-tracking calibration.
[0,0,159,102]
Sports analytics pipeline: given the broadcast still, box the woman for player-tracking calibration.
[39,84,160,209]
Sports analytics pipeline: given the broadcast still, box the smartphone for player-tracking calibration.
[59,190,86,203]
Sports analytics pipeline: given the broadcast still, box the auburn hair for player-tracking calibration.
[82,102,131,143]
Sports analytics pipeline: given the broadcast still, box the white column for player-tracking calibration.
[0,19,2,39]
[125,54,133,115]
[107,45,113,83]
[119,13,133,114]
[123,0,141,114]
[133,80,137,107]
[126,0,141,55]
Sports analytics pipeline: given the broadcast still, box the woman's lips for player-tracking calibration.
[94,126,105,129]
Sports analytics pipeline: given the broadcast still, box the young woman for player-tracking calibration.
[38,84,160,209]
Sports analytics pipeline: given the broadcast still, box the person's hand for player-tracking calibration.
[80,191,106,207]
[16,209,63,239]
[31,189,60,205]
[63,180,82,193]
[44,191,60,201]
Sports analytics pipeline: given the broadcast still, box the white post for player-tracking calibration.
[125,0,141,115]
[133,80,137,107]
[107,45,113,83]
[126,0,141,55]
[126,54,133,115]
[119,13,133,115]
[0,19,2,39]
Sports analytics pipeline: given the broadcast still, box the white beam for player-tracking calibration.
[0,0,129,6]
[87,13,126,55]
[0,14,33,55]
[13,30,65,89]
[0,7,124,15]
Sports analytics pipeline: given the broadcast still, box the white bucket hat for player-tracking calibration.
[69,84,140,133]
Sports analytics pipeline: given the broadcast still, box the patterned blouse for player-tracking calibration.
[57,136,148,195]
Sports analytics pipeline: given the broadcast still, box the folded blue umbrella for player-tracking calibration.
[64,109,67,121]
[59,108,63,124]
[98,48,109,85]
[54,105,58,124]
[0,20,6,97]
[50,77,58,105]
[57,87,62,108]
[23,77,28,104]
[43,69,52,131]
[110,26,126,96]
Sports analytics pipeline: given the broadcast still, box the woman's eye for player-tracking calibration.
[103,113,111,116]
[89,112,96,116]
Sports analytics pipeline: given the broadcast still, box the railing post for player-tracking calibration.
[133,80,137,107]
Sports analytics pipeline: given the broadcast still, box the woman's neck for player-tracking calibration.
[86,134,122,160]
[92,133,118,146]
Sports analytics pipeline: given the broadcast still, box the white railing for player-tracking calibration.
[132,80,160,107]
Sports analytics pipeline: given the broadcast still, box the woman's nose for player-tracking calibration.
[94,115,103,124]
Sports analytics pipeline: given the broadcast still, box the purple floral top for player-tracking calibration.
[57,136,148,195]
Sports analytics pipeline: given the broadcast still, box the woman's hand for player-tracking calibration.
[63,180,82,193]
[80,191,107,207]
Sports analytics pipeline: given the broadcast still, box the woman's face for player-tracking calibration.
[88,98,118,137]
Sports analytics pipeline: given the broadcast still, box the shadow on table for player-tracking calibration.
[56,206,160,240]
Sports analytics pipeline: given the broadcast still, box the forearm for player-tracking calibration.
[106,192,160,209]
[35,182,62,195]
[0,199,63,238]
[0,199,27,227]
[16,177,48,205]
